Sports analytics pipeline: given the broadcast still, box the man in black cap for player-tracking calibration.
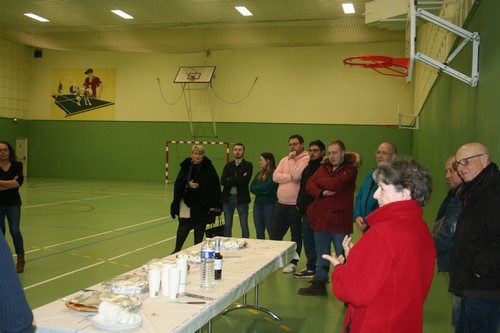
[83,68,103,99]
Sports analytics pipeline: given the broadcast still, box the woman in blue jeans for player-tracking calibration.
[0,141,26,273]
[250,153,278,239]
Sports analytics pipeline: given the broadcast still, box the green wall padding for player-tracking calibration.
[26,120,412,187]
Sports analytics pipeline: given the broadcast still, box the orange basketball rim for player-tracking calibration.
[343,55,409,77]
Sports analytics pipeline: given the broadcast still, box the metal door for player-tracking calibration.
[15,137,28,177]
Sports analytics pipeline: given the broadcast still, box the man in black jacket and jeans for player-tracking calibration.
[451,142,500,333]
[294,140,325,279]
[221,143,253,238]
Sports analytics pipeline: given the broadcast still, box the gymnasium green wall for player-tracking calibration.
[26,120,412,188]
[0,118,29,143]
[413,0,500,222]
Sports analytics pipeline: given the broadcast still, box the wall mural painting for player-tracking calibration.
[51,68,116,120]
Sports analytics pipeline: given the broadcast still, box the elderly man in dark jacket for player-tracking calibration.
[450,142,500,333]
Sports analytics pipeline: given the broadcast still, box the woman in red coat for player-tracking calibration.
[323,157,436,332]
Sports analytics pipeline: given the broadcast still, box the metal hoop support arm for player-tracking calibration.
[413,7,480,87]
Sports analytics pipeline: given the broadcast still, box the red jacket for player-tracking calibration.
[306,159,357,233]
[332,200,436,333]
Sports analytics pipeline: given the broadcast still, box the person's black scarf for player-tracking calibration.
[186,161,202,184]
[462,162,498,207]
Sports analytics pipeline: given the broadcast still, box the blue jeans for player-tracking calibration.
[0,205,24,254]
[301,215,316,272]
[253,202,275,239]
[223,196,249,238]
[271,203,302,265]
[313,231,346,282]
[455,296,500,333]
[452,295,461,328]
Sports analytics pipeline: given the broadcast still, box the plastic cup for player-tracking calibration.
[161,263,173,296]
[148,269,161,298]
[176,258,188,295]
[168,268,181,300]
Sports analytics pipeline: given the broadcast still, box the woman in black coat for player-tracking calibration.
[170,145,222,253]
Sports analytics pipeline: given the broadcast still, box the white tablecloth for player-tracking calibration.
[33,238,296,333]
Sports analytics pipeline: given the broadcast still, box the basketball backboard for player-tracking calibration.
[174,66,216,83]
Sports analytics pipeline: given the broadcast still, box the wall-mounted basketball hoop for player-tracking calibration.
[343,55,409,77]
[174,66,216,84]
[174,66,217,137]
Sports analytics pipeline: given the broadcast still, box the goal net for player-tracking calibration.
[165,140,230,183]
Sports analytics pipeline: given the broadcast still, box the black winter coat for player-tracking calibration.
[450,163,500,299]
[432,184,463,273]
[170,157,222,224]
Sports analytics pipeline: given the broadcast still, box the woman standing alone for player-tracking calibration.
[0,141,26,273]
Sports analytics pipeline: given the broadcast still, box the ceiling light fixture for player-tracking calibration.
[111,10,134,20]
[235,6,253,16]
[342,3,355,14]
[24,13,49,22]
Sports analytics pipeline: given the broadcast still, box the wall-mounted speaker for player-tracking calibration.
[34,48,43,58]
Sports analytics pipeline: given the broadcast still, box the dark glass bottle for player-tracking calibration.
[214,239,223,280]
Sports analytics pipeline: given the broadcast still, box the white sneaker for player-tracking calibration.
[282,263,296,274]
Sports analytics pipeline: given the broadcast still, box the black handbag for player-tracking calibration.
[205,216,225,238]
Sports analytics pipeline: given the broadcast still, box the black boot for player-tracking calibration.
[16,253,25,273]
[298,280,327,296]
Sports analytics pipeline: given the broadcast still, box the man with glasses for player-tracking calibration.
[272,134,310,273]
[294,140,326,279]
[299,140,358,296]
[450,142,500,333]
[353,142,397,232]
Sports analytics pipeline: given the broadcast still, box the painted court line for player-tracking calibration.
[22,193,128,209]
[26,182,104,190]
[24,216,170,254]
[24,236,177,291]
[20,191,171,255]
[19,182,249,292]
[23,261,106,290]
[44,216,169,249]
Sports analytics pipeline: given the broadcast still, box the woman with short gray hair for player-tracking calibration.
[373,157,432,206]
[323,157,436,333]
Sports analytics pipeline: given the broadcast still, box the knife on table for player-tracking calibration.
[183,292,216,301]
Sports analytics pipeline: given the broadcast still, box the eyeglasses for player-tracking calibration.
[452,154,484,170]
[0,148,9,153]
[375,151,394,156]
[309,149,321,153]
